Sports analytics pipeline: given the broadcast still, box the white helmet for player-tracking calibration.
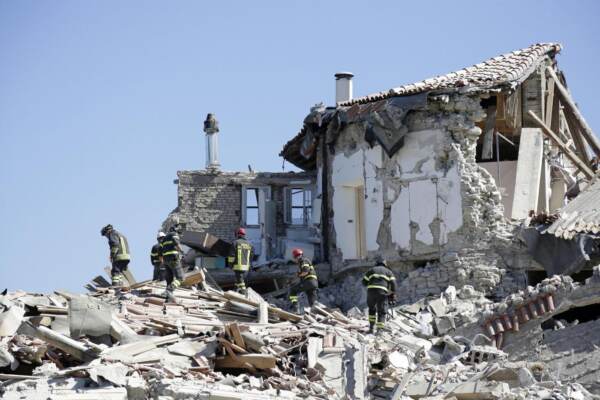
[157,231,166,239]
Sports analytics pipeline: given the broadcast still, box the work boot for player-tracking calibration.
[164,285,176,303]
[291,302,300,314]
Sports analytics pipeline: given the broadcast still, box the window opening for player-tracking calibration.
[287,187,312,225]
[245,188,259,226]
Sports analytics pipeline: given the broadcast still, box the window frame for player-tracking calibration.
[241,186,270,228]
[284,186,314,226]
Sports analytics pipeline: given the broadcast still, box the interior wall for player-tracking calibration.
[388,129,462,254]
[331,128,463,260]
[479,160,518,218]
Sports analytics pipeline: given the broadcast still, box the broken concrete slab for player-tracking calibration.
[69,296,113,338]
[0,305,24,337]
[167,338,218,358]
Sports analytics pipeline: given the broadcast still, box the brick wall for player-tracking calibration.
[166,170,316,244]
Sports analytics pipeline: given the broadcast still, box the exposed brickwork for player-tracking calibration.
[164,170,316,244]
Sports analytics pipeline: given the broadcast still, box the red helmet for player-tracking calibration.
[237,227,246,237]
[292,248,303,259]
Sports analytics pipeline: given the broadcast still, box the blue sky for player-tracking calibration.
[1,1,599,293]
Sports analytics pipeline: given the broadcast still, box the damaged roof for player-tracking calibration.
[281,43,561,170]
[340,43,561,106]
[545,178,600,240]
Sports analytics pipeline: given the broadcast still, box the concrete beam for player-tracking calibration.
[511,128,544,219]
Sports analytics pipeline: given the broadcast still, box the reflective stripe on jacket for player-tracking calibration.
[232,238,253,271]
[150,243,161,265]
[108,230,131,261]
[298,257,318,281]
[362,265,396,293]
[160,232,181,260]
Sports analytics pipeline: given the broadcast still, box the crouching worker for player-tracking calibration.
[288,248,318,314]
[362,257,396,334]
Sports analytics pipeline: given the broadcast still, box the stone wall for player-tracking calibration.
[164,170,316,245]
[170,171,242,242]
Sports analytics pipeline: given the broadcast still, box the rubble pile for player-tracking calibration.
[2,271,599,399]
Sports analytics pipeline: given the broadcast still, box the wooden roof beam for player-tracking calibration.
[528,110,594,179]
[546,66,600,157]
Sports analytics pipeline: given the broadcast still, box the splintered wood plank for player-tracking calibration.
[214,354,277,370]
[228,322,246,349]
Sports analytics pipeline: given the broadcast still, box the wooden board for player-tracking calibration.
[214,353,277,370]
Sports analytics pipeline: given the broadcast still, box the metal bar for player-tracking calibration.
[496,131,515,147]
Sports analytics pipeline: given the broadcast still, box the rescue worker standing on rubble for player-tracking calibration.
[227,228,253,295]
[151,232,165,281]
[362,257,396,334]
[100,224,131,286]
[160,225,184,300]
[288,248,318,313]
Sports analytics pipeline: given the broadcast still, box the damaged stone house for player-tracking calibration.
[164,114,319,289]
[280,43,600,304]
[166,43,600,301]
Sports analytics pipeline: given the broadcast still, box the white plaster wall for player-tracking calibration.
[364,146,383,251]
[479,161,518,218]
[312,166,322,225]
[390,184,410,249]
[389,129,462,250]
[436,168,463,243]
[331,129,463,259]
[332,151,363,259]
[395,129,440,177]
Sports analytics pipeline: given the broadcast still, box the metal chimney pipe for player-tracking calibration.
[335,72,354,104]
[203,113,220,171]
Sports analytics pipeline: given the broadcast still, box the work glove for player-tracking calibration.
[388,293,396,303]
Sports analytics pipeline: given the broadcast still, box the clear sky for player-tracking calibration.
[1,1,599,293]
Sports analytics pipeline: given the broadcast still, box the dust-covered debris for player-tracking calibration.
[2,268,599,399]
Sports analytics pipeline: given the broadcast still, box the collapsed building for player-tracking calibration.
[167,43,600,305]
[3,43,600,399]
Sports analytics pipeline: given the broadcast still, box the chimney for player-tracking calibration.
[335,72,354,104]
[203,113,220,171]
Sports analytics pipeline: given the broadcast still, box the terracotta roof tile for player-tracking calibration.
[340,43,561,106]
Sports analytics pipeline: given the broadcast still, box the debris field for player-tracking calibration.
[1,267,598,399]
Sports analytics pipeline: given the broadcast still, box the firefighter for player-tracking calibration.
[160,225,184,301]
[151,232,165,281]
[288,248,318,313]
[227,228,253,295]
[362,257,396,334]
[100,224,131,286]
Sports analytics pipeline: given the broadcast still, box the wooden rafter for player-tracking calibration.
[528,110,594,179]
[546,67,600,158]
